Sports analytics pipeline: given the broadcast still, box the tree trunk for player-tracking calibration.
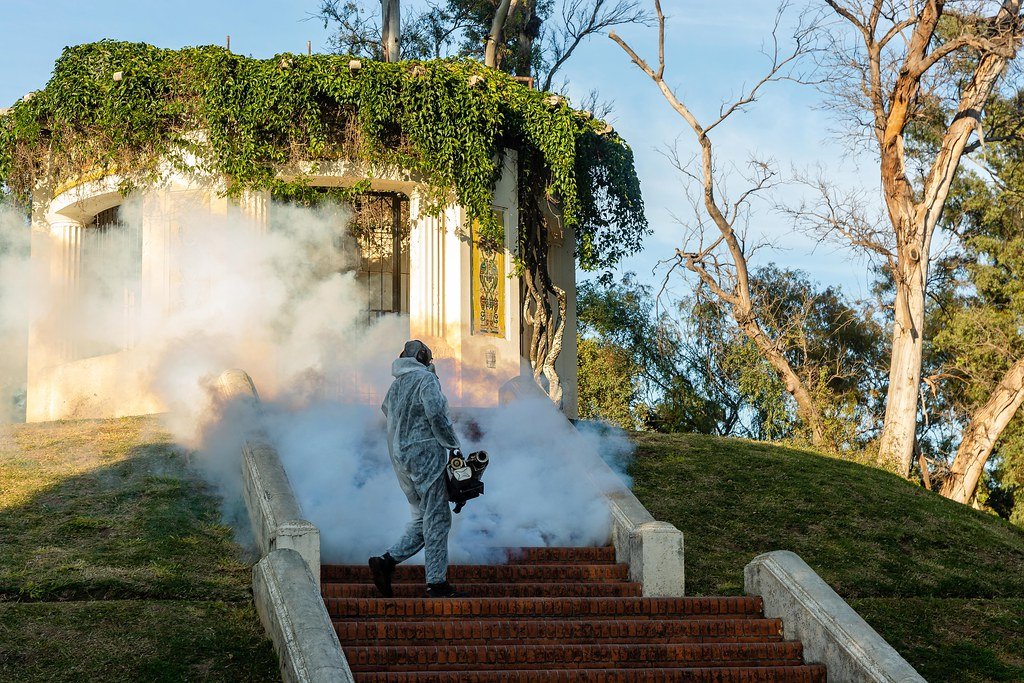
[940,356,1024,503]
[519,156,563,407]
[515,1,537,78]
[871,1,1022,477]
[877,244,928,476]
[382,0,401,62]
[486,0,515,68]
[737,314,826,447]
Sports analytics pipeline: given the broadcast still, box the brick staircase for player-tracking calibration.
[321,546,827,682]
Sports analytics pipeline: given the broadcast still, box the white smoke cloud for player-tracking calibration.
[263,394,627,564]
[8,194,633,563]
[0,205,32,423]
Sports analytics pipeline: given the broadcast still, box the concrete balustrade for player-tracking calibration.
[215,369,320,575]
[215,369,351,683]
[253,549,354,683]
[745,551,926,683]
[241,438,321,575]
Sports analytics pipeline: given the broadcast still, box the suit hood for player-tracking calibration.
[392,357,435,377]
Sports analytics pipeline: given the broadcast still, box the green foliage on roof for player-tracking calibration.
[0,40,647,269]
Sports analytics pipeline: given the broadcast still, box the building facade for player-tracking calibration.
[26,156,579,422]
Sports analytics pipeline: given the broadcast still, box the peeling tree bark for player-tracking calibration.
[940,357,1024,504]
[382,0,401,62]
[486,0,518,68]
[877,248,928,473]
[826,0,1024,476]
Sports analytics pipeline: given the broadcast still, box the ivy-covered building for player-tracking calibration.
[0,42,646,422]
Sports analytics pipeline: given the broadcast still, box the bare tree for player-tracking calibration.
[610,3,832,446]
[541,0,652,90]
[810,0,1024,476]
[319,0,385,57]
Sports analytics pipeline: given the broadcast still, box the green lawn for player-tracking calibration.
[6,416,1022,681]
[630,431,1024,683]
[0,417,278,682]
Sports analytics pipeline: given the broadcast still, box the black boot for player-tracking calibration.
[368,553,397,597]
[425,581,467,598]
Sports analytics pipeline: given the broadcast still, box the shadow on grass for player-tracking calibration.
[0,418,278,681]
[0,442,254,602]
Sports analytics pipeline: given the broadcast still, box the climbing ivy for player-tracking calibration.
[0,40,647,270]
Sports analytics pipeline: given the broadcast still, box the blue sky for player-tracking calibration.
[0,0,881,297]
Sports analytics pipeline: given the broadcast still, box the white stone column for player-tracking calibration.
[230,190,270,235]
[140,189,174,324]
[26,217,84,421]
[408,193,450,345]
[409,153,526,408]
[48,219,84,363]
[547,221,578,418]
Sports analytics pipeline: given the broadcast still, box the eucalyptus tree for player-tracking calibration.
[801,0,1024,476]
[927,128,1024,504]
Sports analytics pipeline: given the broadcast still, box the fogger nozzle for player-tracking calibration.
[467,450,488,474]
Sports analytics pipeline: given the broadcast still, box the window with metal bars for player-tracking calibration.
[272,189,410,319]
[348,192,410,317]
[72,205,142,359]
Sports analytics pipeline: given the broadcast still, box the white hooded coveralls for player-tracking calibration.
[381,356,461,584]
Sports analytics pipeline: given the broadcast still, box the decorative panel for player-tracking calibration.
[471,209,506,337]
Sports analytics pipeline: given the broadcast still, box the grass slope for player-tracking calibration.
[0,416,278,682]
[630,432,1024,683]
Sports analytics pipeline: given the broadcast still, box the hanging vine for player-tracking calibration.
[0,40,649,401]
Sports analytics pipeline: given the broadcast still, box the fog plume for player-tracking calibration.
[8,195,631,562]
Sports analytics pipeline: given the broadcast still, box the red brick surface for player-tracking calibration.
[344,642,805,671]
[502,546,617,563]
[323,547,827,682]
[321,563,630,583]
[325,595,766,619]
[332,617,785,646]
[321,581,643,598]
[355,666,828,682]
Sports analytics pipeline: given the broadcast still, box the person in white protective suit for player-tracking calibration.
[368,340,467,598]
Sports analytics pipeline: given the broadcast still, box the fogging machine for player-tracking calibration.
[445,449,488,513]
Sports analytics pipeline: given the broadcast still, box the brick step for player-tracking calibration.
[322,563,630,583]
[501,547,617,564]
[344,642,804,672]
[325,596,765,620]
[333,617,785,646]
[322,581,642,599]
[353,665,828,682]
